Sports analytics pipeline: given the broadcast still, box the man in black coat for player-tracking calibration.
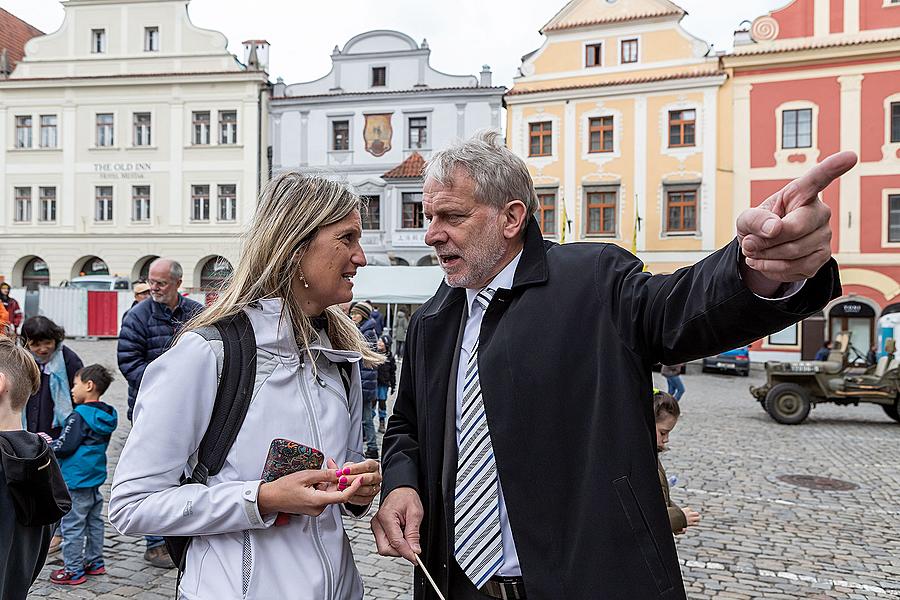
[372,131,855,600]
[115,258,202,568]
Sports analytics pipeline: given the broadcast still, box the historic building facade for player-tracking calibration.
[270,30,504,266]
[0,0,268,291]
[504,0,731,274]
[724,0,900,358]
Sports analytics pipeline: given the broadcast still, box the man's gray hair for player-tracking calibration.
[424,130,539,217]
[152,257,183,281]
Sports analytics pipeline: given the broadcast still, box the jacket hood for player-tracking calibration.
[0,429,45,461]
[75,402,118,435]
[0,430,72,526]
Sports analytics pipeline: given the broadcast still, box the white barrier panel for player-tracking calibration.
[117,291,135,335]
[186,293,206,307]
[39,285,88,338]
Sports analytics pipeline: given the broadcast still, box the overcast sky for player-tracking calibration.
[3,0,787,86]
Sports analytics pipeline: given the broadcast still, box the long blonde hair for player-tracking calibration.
[182,172,383,367]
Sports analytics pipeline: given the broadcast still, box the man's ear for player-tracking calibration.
[501,200,529,240]
[0,372,7,397]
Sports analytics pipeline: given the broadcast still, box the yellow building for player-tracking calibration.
[505,0,731,273]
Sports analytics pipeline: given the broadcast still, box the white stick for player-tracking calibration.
[414,553,446,600]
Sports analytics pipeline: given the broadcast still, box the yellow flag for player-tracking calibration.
[560,201,567,244]
[631,202,638,256]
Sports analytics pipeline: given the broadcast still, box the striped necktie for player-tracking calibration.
[454,287,503,589]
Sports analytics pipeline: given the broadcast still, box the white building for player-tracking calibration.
[270,30,505,266]
[0,0,269,291]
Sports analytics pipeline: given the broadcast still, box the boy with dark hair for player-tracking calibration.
[47,364,118,585]
[0,337,71,599]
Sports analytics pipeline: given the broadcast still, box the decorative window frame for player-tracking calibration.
[582,184,621,239]
[130,183,153,223]
[327,112,354,155]
[130,109,156,149]
[37,185,59,223]
[775,101,819,167]
[882,188,900,248]
[534,185,560,239]
[524,111,560,170]
[12,185,34,224]
[881,93,900,161]
[582,40,604,68]
[883,0,900,7]
[659,100,702,159]
[617,36,641,65]
[215,182,239,223]
[370,64,389,88]
[581,104,622,167]
[659,180,703,238]
[402,109,433,152]
[38,113,61,149]
[93,111,118,150]
[189,183,212,223]
[93,184,116,225]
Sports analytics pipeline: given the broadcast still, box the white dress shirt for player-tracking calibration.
[455,250,523,577]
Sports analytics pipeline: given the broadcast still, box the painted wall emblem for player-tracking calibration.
[364,114,393,157]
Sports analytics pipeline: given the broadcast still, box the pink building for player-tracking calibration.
[725,0,900,360]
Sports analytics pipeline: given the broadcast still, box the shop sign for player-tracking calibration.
[93,162,152,179]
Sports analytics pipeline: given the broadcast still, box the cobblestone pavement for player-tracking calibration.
[29,340,899,599]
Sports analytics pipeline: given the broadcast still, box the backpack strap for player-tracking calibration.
[190,310,257,485]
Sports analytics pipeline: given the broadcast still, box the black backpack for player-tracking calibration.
[163,311,353,579]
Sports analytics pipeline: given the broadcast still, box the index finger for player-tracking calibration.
[341,459,380,475]
[315,474,363,505]
[784,151,857,208]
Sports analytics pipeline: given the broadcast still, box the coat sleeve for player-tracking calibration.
[601,239,841,365]
[50,412,85,458]
[380,314,422,497]
[116,311,150,393]
[108,332,274,537]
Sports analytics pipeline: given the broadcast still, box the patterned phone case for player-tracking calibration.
[261,438,325,483]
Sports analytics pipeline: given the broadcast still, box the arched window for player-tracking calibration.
[22,257,50,291]
[79,256,109,276]
[200,256,233,290]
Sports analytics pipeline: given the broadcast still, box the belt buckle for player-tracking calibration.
[482,577,525,600]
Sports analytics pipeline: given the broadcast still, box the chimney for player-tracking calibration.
[242,40,270,72]
[480,64,492,87]
[0,49,9,78]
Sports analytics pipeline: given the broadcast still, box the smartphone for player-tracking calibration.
[260,438,325,483]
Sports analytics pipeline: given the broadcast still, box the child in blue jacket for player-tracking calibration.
[47,364,118,585]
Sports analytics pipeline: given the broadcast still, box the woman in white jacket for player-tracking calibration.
[109,173,384,600]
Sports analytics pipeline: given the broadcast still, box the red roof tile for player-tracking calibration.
[383,152,425,179]
[0,8,43,73]
[507,68,725,96]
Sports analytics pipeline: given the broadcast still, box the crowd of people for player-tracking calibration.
[0,129,854,600]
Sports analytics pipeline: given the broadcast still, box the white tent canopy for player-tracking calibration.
[351,266,445,304]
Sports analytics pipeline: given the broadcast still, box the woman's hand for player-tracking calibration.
[325,458,381,506]
[257,469,362,517]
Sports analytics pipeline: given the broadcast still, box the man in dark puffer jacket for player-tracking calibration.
[350,301,380,459]
[115,258,202,568]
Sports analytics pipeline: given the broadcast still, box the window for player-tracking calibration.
[91,29,106,53]
[408,117,427,149]
[39,187,56,222]
[95,186,113,222]
[585,43,602,67]
[666,189,698,233]
[14,187,31,222]
[536,191,557,236]
[96,113,114,147]
[889,194,900,243]
[219,111,237,144]
[621,39,639,64]
[891,102,900,143]
[529,121,552,157]
[589,116,614,153]
[191,185,210,221]
[360,195,380,230]
[332,120,350,150]
[40,115,57,148]
[218,184,237,221]
[782,108,812,149]
[668,110,696,147]
[768,324,798,346]
[144,27,159,52]
[15,116,32,148]
[133,112,152,146]
[132,186,150,221]
[192,111,210,145]
[401,192,424,229]
[371,67,386,87]
[586,189,617,235]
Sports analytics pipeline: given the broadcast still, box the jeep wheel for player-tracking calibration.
[883,400,900,423]
[764,383,811,425]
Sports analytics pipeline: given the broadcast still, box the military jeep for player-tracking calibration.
[750,332,899,425]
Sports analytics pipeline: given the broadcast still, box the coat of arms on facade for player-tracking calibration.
[364,113,393,157]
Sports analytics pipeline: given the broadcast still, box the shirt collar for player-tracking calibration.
[465,250,523,316]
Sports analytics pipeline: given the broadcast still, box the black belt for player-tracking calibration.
[481,575,526,599]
